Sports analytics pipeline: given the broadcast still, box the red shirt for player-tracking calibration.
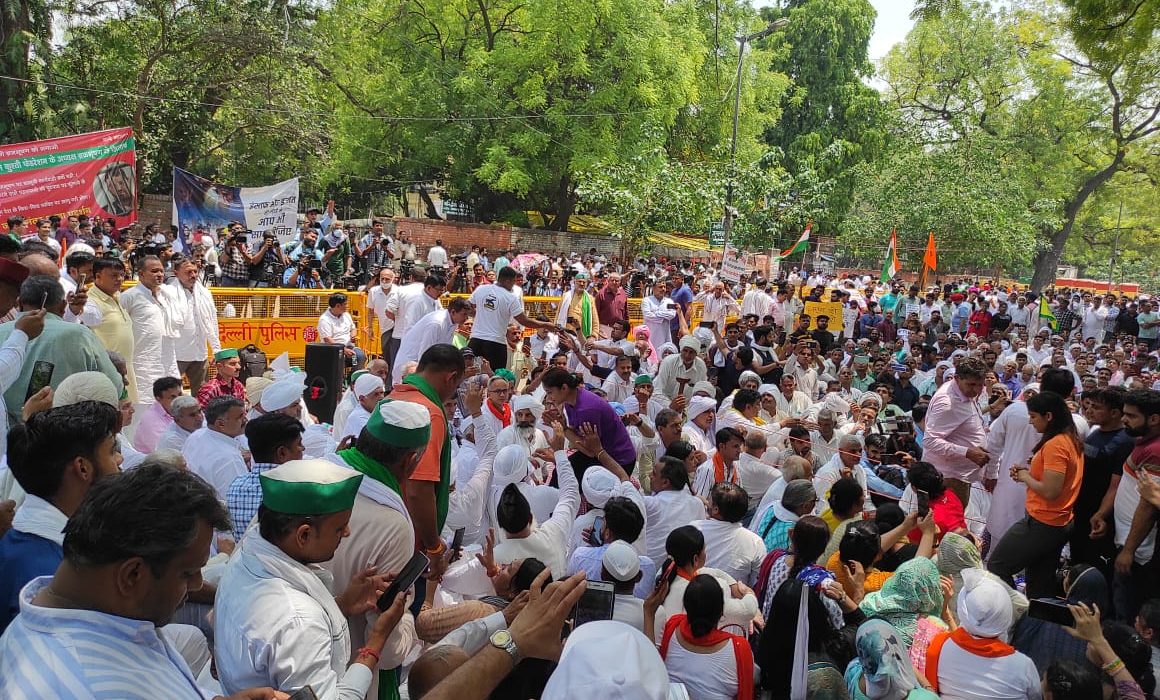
[595,285,628,326]
[907,489,967,543]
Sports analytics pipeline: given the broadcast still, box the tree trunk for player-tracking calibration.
[550,174,575,232]
[1029,150,1125,291]
[417,185,443,219]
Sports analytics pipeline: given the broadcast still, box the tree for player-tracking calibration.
[760,0,887,233]
[874,0,1160,290]
[315,0,707,231]
[1,0,52,141]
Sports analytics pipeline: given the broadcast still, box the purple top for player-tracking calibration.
[563,387,637,465]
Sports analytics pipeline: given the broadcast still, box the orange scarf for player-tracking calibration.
[660,614,753,700]
[924,628,1015,692]
[487,400,512,428]
[713,451,737,485]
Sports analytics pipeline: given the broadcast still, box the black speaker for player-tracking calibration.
[304,342,344,424]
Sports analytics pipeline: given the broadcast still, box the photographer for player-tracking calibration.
[219,228,255,287]
[249,230,286,288]
[283,255,325,289]
[320,223,354,286]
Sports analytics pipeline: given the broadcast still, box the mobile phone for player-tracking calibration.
[1028,598,1075,627]
[915,489,930,518]
[588,516,604,547]
[376,551,429,612]
[25,360,54,401]
[569,580,615,633]
[449,528,465,563]
[286,686,319,700]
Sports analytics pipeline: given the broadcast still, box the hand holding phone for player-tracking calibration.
[376,551,429,612]
[915,489,930,517]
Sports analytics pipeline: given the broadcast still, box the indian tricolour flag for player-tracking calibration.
[775,222,812,259]
[880,228,900,283]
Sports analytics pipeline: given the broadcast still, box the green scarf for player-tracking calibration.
[338,446,401,495]
[335,445,404,700]
[579,291,594,338]
[402,373,451,530]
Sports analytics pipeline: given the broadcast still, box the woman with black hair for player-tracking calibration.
[643,456,708,566]
[664,438,702,483]
[755,515,863,633]
[758,578,854,699]
[901,461,966,545]
[989,390,1085,598]
[653,525,758,644]
[658,574,756,700]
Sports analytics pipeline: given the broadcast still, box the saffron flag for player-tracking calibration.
[1038,296,1058,332]
[775,222,812,259]
[918,231,937,290]
[880,228,900,284]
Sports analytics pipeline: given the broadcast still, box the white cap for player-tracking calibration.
[692,381,716,397]
[542,621,680,700]
[679,335,701,353]
[261,375,306,411]
[602,541,641,581]
[353,372,384,399]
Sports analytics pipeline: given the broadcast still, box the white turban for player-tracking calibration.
[679,335,701,353]
[823,393,851,416]
[658,342,678,357]
[692,381,716,397]
[859,393,882,410]
[66,242,95,256]
[687,395,716,420]
[511,394,545,419]
[261,374,307,411]
[758,384,778,397]
[582,468,619,508]
[352,372,384,399]
[738,371,760,387]
[493,444,532,487]
[957,567,1014,641]
[246,377,273,407]
[542,621,675,700]
[52,371,119,408]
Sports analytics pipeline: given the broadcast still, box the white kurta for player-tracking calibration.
[340,404,371,442]
[391,309,454,385]
[182,427,247,499]
[692,518,767,587]
[492,449,579,579]
[643,488,708,566]
[654,355,707,403]
[215,534,372,700]
[641,295,677,348]
[120,283,179,404]
[169,279,221,362]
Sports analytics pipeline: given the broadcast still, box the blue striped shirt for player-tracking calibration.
[226,462,278,541]
[0,577,210,699]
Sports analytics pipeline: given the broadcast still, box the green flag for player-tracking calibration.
[1038,296,1058,332]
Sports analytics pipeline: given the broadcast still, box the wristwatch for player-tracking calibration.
[489,629,521,665]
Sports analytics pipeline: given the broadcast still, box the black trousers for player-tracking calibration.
[467,338,508,375]
[988,513,1072,599]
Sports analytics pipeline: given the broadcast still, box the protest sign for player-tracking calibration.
[173,168,300,244]
[719,242,753,283]
[0,127,137,232]
[800,301,845,330]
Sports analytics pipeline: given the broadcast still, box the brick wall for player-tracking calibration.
[138,194,172,229]
[386,218,514,252]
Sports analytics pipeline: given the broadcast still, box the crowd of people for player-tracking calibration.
[0,210,1158,700]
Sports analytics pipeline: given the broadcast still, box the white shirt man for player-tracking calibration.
[318,306,356,345]
[120,279,181,407]
[426,242,448,268]
[169,268,221,369]
[388,282,441,342]
[182,401,248,500]
[653,336,707,402]
[693,514,766,587]
[366,275,396,342]
[468,282,525,344]
[641,284,678,348]
[391,302,468,386]
[699,284,741,328]
[741,284,773,319]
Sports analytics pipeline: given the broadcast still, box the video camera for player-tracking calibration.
[874,415,914,436]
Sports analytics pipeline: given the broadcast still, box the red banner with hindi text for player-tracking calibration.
[0,127,137,232]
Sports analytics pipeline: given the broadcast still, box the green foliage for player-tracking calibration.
[760,0,887,232]
[853,0,1160,289]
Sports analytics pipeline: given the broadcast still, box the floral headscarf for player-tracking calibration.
[853,620,922,700]
[857,557,943,645]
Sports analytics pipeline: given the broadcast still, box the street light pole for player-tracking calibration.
[722,17,789,255]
